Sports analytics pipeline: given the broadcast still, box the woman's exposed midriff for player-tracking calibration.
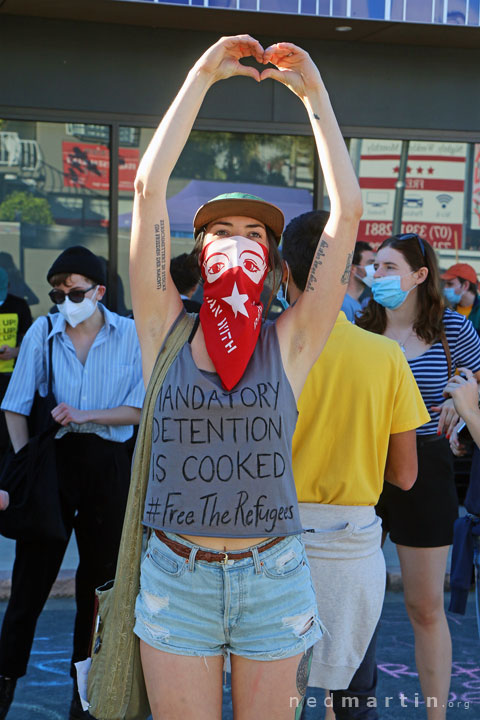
[177,533,270,551]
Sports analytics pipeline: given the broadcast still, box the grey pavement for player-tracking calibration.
[1,592,478,719]
[0,531,453,598]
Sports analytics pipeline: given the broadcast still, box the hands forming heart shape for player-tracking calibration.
[197,34,323,99]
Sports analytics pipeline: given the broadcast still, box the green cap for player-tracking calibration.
[193,192,284,243]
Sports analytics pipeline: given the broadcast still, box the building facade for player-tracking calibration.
[1,0,479,315]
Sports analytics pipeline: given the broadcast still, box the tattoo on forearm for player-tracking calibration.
[154,220,167,291]
[294,646,313,719]
[313,113,320,120]
[305,238,329,292]
[341,251,354,285]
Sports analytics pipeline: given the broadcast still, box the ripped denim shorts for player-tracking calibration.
[134,531,323,661]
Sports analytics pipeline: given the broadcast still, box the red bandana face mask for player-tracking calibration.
[199,236,269,390]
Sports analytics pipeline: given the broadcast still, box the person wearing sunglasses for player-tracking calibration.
[357,234,480,720]
[0,245,144,719]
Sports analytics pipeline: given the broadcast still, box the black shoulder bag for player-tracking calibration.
[0,316,68,542]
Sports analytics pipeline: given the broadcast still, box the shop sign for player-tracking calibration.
[62,142,139,191]
[357,140,467,249]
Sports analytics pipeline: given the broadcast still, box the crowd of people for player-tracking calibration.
[0,34,479,720]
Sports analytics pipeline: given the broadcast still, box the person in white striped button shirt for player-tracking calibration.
[0,246,144,720]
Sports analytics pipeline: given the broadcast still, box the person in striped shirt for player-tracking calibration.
[0,246,144,720]
[357,233,480,720]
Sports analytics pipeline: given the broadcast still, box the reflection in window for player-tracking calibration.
[0,120,109,318]
[170,130,314,229]
[117,127,314,312]
[389,0,478,24]
[122,0,479,23]
[349,137,480,277]
[469,144,480,250]
[350,138,468,249]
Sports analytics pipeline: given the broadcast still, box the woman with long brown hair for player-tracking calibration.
[357,233,480,719]
[130,34,362,720]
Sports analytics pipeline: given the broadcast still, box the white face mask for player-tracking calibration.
[359,263,376,288]
[57,287,98,328]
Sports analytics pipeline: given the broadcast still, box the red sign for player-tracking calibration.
[357,140,467,249]
[359,220,463,251]
[62,142,139,192]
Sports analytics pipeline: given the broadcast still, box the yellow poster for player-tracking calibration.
[0,313,18,373]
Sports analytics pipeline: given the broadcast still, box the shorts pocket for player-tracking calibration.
[261,538,307,580]
[145,542,187,577]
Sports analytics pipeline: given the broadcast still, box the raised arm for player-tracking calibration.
[130,35,264,383]
[263,44,363,398]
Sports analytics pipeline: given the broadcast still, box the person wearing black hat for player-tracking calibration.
[0,246,144,719]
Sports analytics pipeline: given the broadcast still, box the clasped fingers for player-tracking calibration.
[51,402,87,426]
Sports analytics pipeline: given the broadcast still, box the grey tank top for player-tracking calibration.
[143,320,301,537]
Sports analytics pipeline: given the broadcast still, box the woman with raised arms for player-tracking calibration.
[130,34,362,720]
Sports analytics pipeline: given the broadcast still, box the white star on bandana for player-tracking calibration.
[222,282,249,318]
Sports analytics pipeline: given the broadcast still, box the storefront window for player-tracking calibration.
[0,120,109,318]
[118,127,314,312]
[349,136,480,274]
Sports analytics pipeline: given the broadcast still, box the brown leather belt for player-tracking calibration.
[154,530,285,564]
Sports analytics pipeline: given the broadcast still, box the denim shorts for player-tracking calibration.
[134,532,323,660]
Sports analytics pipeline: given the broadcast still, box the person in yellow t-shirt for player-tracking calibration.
[281,210,430,720]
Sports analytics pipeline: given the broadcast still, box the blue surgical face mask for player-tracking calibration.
[371,273,415,310]
[444,287,462,305]
[276,265,290,311]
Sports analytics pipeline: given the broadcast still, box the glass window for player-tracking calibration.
[348,136,480,276]
[0,120,109,318]
[118,128,314,313]
[350,138,468,250]
[351,0,384,19]
[391,0,433,22]
[469,143,480,249]
[117,126,154,315]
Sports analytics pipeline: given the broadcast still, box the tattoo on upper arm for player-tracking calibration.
[313,113,320,120]
[294,646,313,719]
[305,238,329,292]
[341,251,354,285]
[154,220,167,291]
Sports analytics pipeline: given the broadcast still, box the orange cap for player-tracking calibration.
[440,263,477,285]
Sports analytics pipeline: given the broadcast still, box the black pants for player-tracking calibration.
[0,432,131,679]
[330,624,379,720]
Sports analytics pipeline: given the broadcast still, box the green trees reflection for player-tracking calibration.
[0,191,53,225]
[173,131,313,188]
